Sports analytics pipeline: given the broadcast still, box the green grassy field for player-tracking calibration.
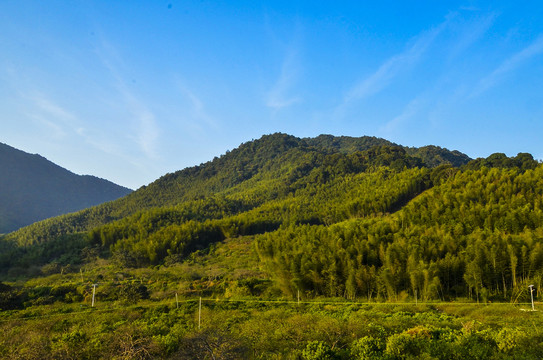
[1,295,542,359]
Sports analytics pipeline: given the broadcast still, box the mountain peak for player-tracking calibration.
[0,142,132,233]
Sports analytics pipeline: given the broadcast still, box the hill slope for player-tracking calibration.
[1,133,543,304]
[0,142,132,233]
[3,133,468,246]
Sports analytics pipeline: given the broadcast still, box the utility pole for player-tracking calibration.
[529,285,535,311]
[91,284,97,307]
[198,297,202,329]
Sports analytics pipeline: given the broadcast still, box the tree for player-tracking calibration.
[464,260,483,303]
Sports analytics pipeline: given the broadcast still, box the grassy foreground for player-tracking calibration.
[1,298,542,359]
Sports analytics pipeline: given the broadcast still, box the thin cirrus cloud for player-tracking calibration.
[378,13,497,137]
[349,11,498,137]
[446,12,497,61]
[125,94,160,160]
[380,96,426,135]
[334,16,451,118]
[265,47,302,111]
[176,83,217,133]
[114,84,161,160]
[471,34,543,97]
[95,39,161,160]
[25,93,82,140]
[32,95,77,123]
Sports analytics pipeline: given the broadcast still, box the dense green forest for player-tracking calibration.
[0,133,542,358]
[0,133,541,301]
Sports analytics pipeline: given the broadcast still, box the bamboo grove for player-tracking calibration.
[0,133,541,304]
[255,165,543,302]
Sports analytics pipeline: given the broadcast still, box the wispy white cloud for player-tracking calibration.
[32,95,77,121]
[118,90,161,160]
[447,12,497,60]
[380,96,426,135]
[472,34,543,96]
[266,48,301,111]
[336,17,450,116]
[178,84,217,131]
[96,38,161,159]
[21,93,84,140]
[262,17,304,112]
[84,137,123,157]
[126,97,160,159]
[2,59,94,147]
[28,114,67,139]
[459,5,480,12]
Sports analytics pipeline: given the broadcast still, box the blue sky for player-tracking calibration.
[1,1,542,189]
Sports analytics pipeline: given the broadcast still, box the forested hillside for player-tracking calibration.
[0,142,132,233]
[2,133,543,359]
[0,133,541,304]
[256,165,543,302]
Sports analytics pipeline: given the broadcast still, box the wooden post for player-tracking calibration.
[91,284,97,307]
[297,290,300,305]
[198,297,202,329]
[175,293,179,309]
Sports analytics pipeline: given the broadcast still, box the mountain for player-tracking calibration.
[1,134,542,360]
[304,135,471,167]
[0,142,132,234]
[2,133,469,247]
[1,132,542,303]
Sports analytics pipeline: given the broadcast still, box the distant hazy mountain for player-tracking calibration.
[0,142,132,233]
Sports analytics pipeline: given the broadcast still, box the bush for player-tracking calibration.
[302,340,338,360]
[41,263,61,276]
[454,331,495,360]
[494,327,529,353]
[385,332,421,358]
[50,284,83,303]
[0,282,26,310]
[175,327,249,360]
[118,283,150,304]
[351,336,385,359]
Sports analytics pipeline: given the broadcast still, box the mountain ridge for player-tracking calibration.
[0,142,132,234]
[0,133,541,306]
[3,133,471,244]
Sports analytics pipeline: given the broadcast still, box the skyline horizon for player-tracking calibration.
[2,131,538,190]
[2,1,542,188]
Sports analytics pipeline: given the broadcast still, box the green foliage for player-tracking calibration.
[385,331,422,358]
[351,336,386,359]
[464,152,539,171]
[0,281,26,310]
[117,282,150,304]
[2,133,461,247]
[302,340,339,360]
[407,145,471,168]
[256,163,543,301]
[1,133,542,311]
[1,302,542,359]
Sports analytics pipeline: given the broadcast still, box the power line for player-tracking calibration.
[0,297,535,323]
